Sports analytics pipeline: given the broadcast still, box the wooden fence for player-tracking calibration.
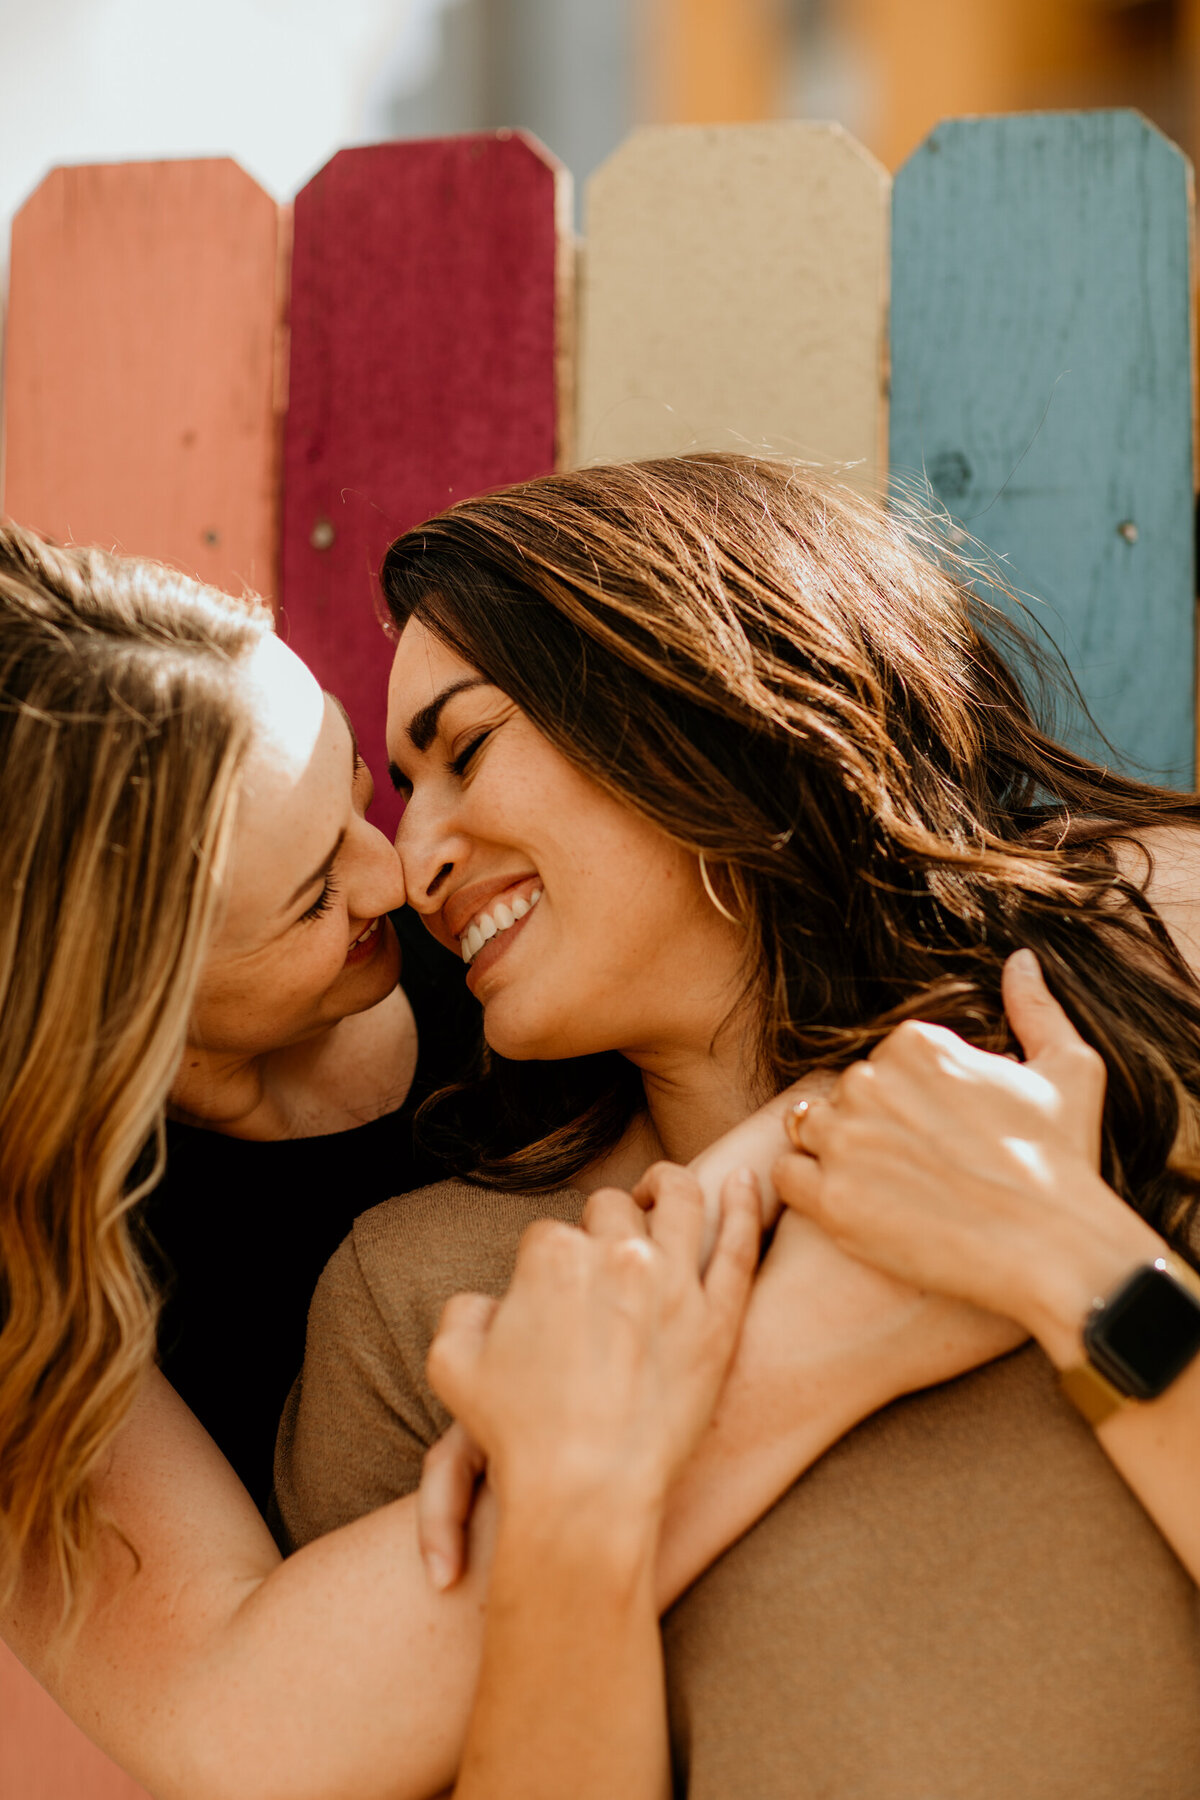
[0,107,1196,1796]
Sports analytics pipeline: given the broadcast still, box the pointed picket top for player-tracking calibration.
[577,121,890,492]
[890,109,1196,784]
[2,158,285,600]
[281,131,571,836]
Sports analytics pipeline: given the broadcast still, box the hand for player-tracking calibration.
[427,1166,761,1523]
[774,949,1164,1358]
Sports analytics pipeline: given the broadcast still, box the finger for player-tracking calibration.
[634,1161,707,1270]
[771,1148,827,1222]
[583,1184,651,1240]
[417,1422,486,1591]
[700,1167,761,1326]
[426,1291,497,1413]
[785,1094,836,1155]
[1001,948,1082,1063]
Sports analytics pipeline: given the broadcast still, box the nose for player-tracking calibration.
[393,795,466,917]
[344,814,407,919]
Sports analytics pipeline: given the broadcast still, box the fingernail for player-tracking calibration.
[734,1165,758,1188]
[426,1552,455,1591]
[1008,948,1038,980]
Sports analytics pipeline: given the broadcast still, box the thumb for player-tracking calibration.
[1002,948,1079,1065]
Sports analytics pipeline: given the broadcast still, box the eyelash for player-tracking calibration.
[299,873,341,924]
[448,731,490,779]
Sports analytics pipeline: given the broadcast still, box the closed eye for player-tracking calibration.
[299,873,341,923]
[448,731,491,780]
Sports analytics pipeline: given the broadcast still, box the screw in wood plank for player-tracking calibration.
[1116,520,1139,544]
[310,518,336,551]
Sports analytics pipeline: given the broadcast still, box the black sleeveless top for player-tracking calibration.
[141,911,475,1514]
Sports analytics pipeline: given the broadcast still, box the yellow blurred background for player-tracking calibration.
[643,0,1200,172]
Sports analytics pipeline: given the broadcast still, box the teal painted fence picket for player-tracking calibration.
[890,110,1196,787]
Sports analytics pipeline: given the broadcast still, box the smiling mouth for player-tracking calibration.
[460,881,542,965]
[344,916,383,964]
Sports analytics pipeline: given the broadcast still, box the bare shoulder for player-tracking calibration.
[1114,823,1200,979]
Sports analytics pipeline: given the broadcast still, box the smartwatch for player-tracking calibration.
[1060,1255,1200,1427]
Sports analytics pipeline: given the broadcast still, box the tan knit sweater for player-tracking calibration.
[275,1180,1200,1799]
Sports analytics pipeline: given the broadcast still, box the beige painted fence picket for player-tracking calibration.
[575,121,890,490]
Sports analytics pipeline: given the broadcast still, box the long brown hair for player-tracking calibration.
[0,525,269,1610]
[382,454,1200,1259]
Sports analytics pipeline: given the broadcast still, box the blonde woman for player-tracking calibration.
[0,526,1007,1799]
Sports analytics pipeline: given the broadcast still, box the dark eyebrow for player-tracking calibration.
[406,677,490,754]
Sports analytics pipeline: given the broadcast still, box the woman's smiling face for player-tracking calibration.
[387,619,745,1064]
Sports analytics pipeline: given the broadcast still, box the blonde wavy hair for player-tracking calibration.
[0,524,270,1611]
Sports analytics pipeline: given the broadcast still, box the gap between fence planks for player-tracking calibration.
[2,158,286,603]
[576,121,890,493]
[890,109,1197,787]
[280,131,572,840]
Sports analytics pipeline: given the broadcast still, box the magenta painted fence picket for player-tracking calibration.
[280,131,572,837]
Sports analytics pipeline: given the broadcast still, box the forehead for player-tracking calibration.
[386,619,482,744]
[216,661,350,948]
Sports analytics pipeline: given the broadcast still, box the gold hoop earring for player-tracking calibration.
[698,851,741,926]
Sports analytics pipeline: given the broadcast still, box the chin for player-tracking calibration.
[482,1002,605,1064]
[333,932,401,1019]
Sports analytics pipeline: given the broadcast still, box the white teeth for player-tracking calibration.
[461,884,542,964]
[352,918,379,947]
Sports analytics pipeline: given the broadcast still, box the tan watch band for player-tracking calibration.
[1059,1361,1129,1427]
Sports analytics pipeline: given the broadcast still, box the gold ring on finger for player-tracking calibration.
[785,1098,811,1150]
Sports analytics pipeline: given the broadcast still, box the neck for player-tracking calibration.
[168,1044,289,1140]
[631,1014,764,1167]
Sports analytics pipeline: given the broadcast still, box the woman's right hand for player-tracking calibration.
[426,1166,761,1526]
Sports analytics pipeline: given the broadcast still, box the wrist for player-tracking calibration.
[495,1477,664,1593]
[1019,1178,1169,1367]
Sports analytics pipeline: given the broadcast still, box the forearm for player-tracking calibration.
[653,1312,895,1607]
[1018,1190,1200,1586]
[456,1495,669,1800]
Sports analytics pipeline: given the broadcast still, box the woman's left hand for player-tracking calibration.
[774,949,1165,1358]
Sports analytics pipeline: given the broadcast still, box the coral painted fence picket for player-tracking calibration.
[0,107,1195,1794]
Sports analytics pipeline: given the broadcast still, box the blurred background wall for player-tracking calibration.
[2,0,1198,251]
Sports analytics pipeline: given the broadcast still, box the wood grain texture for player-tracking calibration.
[0,1639,150,1800]
[576,122,890,493]
[3,158,285,599]
[281,132,570,838]
[890,110,1196,785]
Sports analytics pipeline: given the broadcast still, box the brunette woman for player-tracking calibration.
[279,454,1200,1798]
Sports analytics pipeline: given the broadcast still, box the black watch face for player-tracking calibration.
[1084,1264,1200,1401]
